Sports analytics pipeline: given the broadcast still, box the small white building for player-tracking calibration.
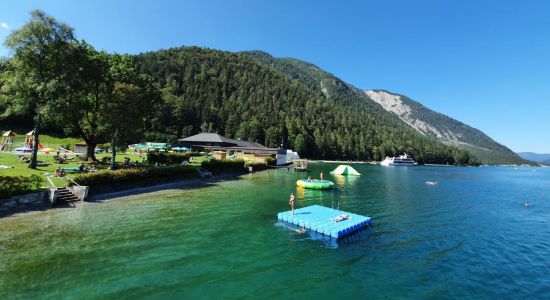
[276,149,300,166]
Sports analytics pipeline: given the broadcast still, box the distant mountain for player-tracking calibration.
[241,51,529,165]
[517,152,550,165]
[364,90,530,165]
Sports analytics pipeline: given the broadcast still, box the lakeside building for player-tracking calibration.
[178,133,287,164]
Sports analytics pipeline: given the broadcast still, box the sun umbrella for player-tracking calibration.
[15,146,32,153]
[40,147,57,153]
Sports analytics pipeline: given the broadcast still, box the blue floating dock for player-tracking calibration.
[277,205,372,239]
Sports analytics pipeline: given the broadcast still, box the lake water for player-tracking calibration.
[1,164,550,299]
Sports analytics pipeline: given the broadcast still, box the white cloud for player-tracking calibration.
[0,22,9,29]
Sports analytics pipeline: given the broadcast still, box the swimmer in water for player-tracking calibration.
[524,202,530,207]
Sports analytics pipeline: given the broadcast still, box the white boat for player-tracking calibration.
[381,153,417,166]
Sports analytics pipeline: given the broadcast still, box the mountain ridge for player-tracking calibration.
[133,46,478,164]
[239,50,528,165]
[517,152,550,165]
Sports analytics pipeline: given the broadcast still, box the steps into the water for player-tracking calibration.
[277,205,372,239]
[57,187,80,204]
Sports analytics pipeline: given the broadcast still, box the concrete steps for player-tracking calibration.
[57,187,80,204]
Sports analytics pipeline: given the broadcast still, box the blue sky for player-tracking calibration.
[1,0,549,152]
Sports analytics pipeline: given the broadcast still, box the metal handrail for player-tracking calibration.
[64,175,81,187]
[44,174,58,189]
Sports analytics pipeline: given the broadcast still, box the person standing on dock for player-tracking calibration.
[289,192,295,215]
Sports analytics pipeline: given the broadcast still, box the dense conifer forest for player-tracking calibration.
[136,47,479,165]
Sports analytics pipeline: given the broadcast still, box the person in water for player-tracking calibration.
[307,176,312,182]
[289,192,295,215]
[524,202,530,207]
[320,172,324,181]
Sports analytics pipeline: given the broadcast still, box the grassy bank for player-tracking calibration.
[0,152,148,186]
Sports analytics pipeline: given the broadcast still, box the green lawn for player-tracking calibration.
[1,150,207,187]
[0,152,146,186]
[1,127,210,188]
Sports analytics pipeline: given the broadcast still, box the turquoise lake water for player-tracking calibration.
[1,164,550,299]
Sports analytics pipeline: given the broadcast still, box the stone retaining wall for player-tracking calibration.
[0,191,48,212]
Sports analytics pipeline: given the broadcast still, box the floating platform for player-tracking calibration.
[296,179,335,190]
[277,205,372,239]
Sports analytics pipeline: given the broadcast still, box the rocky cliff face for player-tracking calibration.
[365,90,528,164]
[365,90,464,143]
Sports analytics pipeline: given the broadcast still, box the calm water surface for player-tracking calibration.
[1,164,550,299]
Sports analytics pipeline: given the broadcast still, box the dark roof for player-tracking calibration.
[226,138,266,148]
[179,133,270,149]
[200,145,279,154]
[179,133,233,144]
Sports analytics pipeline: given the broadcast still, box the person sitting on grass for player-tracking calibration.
[123,157,132,167]
[54,167,65,177]
[89,164,98,172]
[79,162,86,172]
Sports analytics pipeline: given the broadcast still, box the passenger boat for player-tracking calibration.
[380,153,417,166]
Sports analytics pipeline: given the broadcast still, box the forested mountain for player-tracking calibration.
[240,51,529,165]
[135,47,478,164]
[366,90,528,165]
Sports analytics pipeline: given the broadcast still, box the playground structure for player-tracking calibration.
[1,131,17,151]
[25,130,35,148]
[2,129,57,153]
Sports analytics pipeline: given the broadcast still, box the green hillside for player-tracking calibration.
[135,47,476,164]
[241,51,529,165]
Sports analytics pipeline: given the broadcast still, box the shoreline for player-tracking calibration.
[88,173,242,202]
[310,160,376,164]
[1,172,245,218]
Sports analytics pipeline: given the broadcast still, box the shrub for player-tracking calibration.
[201,159,246,175]
[264,157,277,166]
[245,161,268,171]
[147,152,190,164]
[245,161,266,167]
[73,165,198,186]
[0,175,42,199]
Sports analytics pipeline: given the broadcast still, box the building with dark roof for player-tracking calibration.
[178,133,284,163]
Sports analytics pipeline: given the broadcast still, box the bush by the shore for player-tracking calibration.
[147,152,191,164]
[245,161,268,172]
[264,157,277,166]
[0,175,42,199]
[201,159,246,175]
[73,166,198,186]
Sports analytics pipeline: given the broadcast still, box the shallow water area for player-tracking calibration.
[1,164,550,299]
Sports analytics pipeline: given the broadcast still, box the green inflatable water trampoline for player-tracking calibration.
[296,179,335,190]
